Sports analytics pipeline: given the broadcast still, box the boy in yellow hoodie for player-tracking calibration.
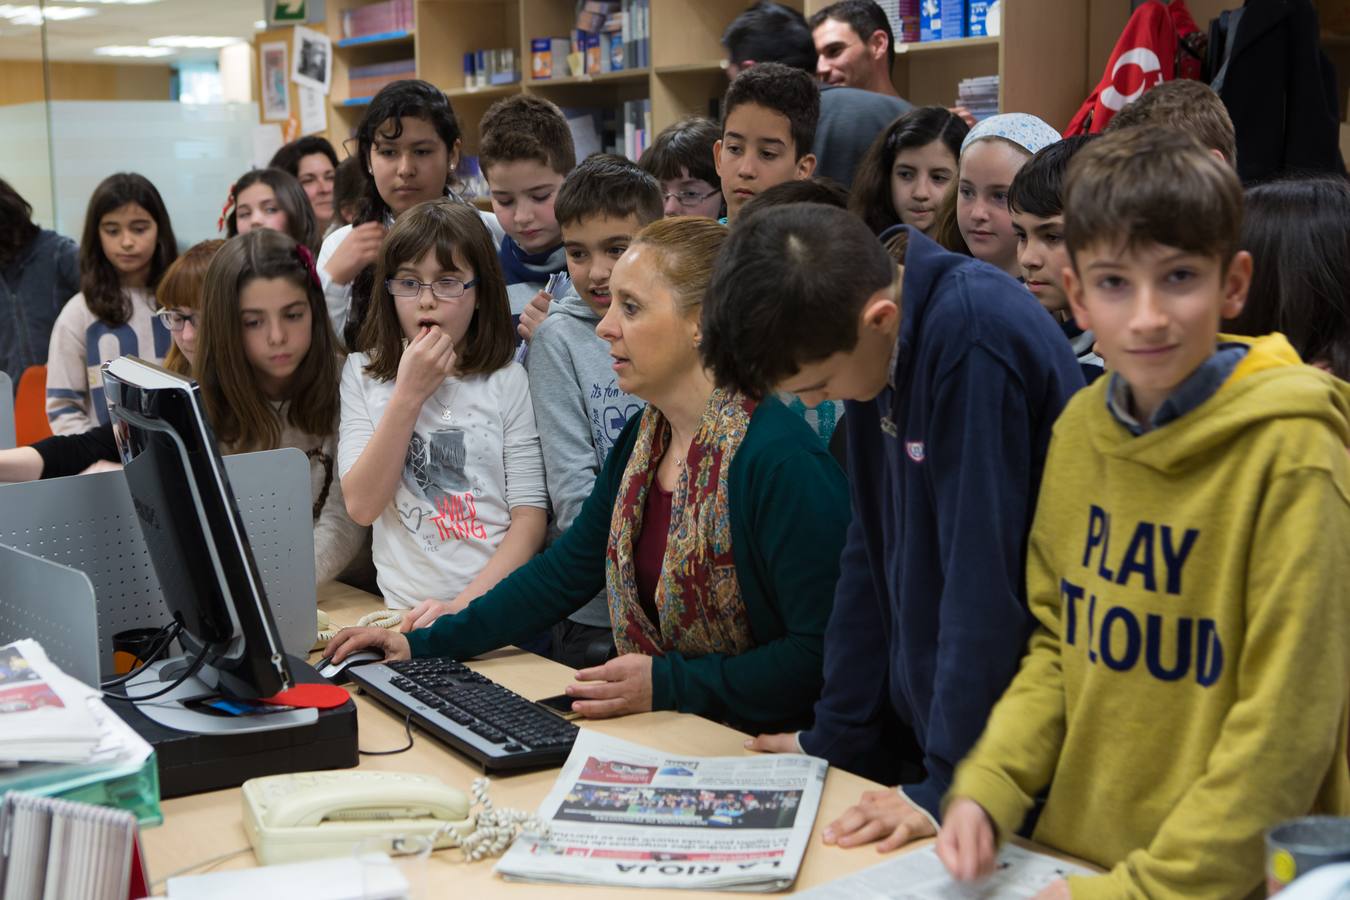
[937,126,1350,899]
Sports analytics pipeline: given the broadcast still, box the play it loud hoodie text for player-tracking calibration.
[949,333,1350,899]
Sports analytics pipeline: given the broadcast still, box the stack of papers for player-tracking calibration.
[0,639,102,764]
[794,844,1097,898]
[957,75,1001,122]
[0,639,153,793]
[496,731,827,891]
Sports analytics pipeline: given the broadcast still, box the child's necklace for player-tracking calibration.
[431,381,454,421]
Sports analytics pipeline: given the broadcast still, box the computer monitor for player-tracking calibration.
[102,356,292,704]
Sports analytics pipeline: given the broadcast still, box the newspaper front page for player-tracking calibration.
[0,639,101,764]
[495,730,827,891]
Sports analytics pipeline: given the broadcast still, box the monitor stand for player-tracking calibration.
[120,657,318,734]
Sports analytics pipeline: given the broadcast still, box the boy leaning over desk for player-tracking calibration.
[939,126,1350,898]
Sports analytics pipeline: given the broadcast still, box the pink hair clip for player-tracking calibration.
[295,244,322,291]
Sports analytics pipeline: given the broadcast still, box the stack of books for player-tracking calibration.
[463,48,519,88]
[957,74,1000,121]
[561,101,652,163]
[348,59,415,101]
[340,0,413,40]
[879,0,920,44]
[622,97,653,162]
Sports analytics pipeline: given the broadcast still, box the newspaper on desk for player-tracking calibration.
[793,844,1098,899]
[0,638,102,764]
[495,729,827,891]
[0,637,153,803]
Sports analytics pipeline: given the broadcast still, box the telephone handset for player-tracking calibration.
[242,770,473,865]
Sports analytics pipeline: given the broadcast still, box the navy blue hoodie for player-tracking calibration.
[798,228,1083,820]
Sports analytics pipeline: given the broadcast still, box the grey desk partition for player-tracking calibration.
[0,447,316,678]
[0,371,13,449]
[0,544,100,687]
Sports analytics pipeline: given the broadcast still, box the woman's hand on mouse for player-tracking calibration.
[394,325,457,405]
[324,626,411,664]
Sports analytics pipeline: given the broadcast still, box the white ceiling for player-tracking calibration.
[0,0,263,64]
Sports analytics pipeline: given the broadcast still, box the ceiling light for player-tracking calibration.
[94,44,174,57]
[0,4,98,24]
[149,35,242,49]
[68,0,161,5]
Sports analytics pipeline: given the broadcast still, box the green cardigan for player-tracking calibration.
[404,396,850,733]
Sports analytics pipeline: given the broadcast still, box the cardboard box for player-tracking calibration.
[531,37,571,78]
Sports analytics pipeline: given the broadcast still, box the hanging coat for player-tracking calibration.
[1211,0,1343,183]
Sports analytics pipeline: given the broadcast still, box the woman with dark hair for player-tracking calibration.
[0,178,79,391]
[849,106,968,236]
[1227,177,1350,381]
[269,135,339,224]
[45,172,178,434]
[316,79,503,348]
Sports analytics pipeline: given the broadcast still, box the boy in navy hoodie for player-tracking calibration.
[479,95,575,339]
[703,204,1082,851]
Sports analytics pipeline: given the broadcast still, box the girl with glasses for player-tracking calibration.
[317,79,505,350]
[639,117,726,220]
[337,199,547,616]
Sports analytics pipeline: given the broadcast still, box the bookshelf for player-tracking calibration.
[295,0,1097,158]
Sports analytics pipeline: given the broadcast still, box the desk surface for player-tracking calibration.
[139,583,912,897]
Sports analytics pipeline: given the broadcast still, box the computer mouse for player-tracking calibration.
[316,649,385,683]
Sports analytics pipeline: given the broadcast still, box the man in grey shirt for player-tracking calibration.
[722,2,910,188]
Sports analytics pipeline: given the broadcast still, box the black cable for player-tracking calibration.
[103,641,211,703]
[358,712,416,756]
[99,622,184,689]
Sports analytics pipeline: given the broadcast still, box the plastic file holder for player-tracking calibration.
[0,546,162,824]
[0,543,100,687]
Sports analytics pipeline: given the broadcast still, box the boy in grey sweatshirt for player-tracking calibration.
[525,154,665,668]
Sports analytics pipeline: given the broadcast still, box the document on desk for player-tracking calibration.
[792,844,1097,899]
[0,639,101,763]
[495,730,827,891]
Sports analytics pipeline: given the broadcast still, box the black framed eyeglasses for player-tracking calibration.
[662,187,721,208]
[385,276,479,302]
[153,308,197,332]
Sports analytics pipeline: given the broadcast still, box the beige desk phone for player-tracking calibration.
[242,770,473,865]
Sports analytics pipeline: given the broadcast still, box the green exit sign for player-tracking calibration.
[268,0,306,24]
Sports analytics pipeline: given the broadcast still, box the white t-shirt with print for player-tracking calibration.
[337,353,547,609]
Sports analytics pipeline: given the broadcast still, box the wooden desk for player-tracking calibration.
[139,583,902,896]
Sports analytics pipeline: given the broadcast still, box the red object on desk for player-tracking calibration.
[262,684,351,709]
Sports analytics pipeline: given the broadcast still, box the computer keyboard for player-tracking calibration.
[349,657,578,772]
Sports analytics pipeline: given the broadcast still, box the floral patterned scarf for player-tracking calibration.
[606,388,757,657]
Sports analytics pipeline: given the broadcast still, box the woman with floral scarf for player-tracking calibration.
[326,217,850,733]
